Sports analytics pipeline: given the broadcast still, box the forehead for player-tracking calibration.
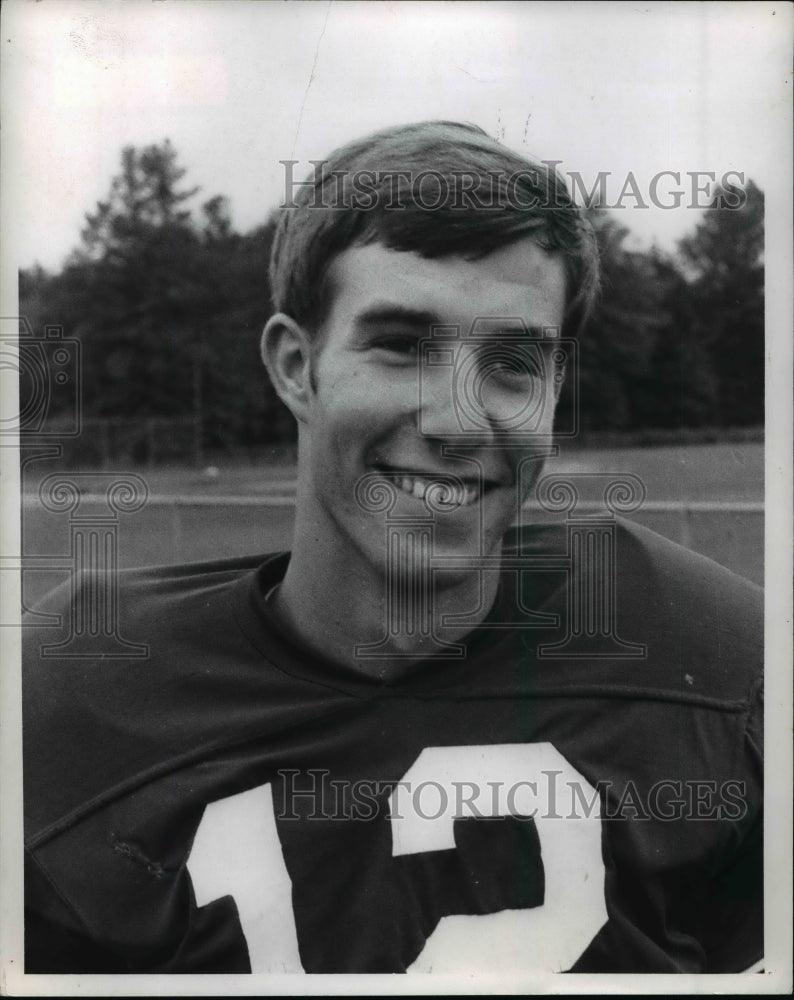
[322,239,567,333]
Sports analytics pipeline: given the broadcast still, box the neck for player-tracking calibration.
[274,488,500,682]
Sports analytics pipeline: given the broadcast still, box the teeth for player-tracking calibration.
[379,468,481,507]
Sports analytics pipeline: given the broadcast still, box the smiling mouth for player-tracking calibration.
[372,464,500,508]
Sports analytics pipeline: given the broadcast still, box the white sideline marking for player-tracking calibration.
[21,493,764,512]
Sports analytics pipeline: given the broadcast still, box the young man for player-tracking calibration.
[24,122,762,974]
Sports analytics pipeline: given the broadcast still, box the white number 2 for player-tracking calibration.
[188,743,607,973]
[392,743,607,973]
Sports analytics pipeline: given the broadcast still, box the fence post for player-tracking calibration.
[193,353,204,469]
[146,419,155,469]
[100,419,111,469]
[679,504,693,549]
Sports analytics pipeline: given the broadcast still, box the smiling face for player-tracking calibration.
[297,238,567,582]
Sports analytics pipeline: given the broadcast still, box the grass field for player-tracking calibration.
[105,440,765,503]
[20,442,765,613]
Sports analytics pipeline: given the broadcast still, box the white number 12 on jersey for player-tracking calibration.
[188,742,607,973]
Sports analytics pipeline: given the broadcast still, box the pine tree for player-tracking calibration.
[560,208,666,433]
[676,181,764,427]
[19,142,287,454]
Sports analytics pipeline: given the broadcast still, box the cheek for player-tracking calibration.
[323,366,417,421]
[313,381,390,458]
[319,357,369,399]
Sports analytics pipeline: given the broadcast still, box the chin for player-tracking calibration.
[368,518,506,575]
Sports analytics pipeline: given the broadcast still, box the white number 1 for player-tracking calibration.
[188,782,302,972]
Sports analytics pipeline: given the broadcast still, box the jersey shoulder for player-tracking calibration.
[22,553,306,841]
[505,518,763,704]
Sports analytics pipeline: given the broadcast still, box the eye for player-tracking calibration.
[478,346,545,385]
[373,335,421,359]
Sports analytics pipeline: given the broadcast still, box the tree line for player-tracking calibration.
[19,140,764,453]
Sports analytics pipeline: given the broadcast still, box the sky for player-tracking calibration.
[1,0,790,271]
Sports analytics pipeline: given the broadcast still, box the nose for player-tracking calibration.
[418,342,550,443]
[417,343,470,442]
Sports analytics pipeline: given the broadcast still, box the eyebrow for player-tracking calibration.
[470,317,560,337]
[354,303,559,340]
[354,303,442,331]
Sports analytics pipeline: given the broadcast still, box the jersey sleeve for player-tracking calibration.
[701,673,763,972]
[25,850,127,973]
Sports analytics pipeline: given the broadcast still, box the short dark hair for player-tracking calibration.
[269,120,599,339]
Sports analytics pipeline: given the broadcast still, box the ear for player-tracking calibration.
[260,313,314,423]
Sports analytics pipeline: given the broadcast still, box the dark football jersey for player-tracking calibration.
[23,520,763,974]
